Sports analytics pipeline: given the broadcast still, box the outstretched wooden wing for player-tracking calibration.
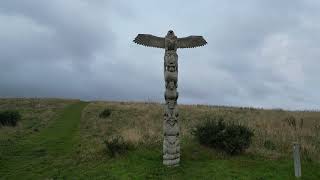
[133,34,165,48]
[177,36,207,48]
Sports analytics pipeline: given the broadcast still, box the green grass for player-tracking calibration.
[0,99,320,179]
[61,142,320,180]
[0,101,89,179]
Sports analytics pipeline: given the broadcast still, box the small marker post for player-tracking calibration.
[293,142,301,178]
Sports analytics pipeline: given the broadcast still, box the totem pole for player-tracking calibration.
[133,30,207,166]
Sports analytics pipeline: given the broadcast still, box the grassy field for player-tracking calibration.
[0,98,320,179]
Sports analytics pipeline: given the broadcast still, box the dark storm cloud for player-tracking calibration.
[0,0,320,110]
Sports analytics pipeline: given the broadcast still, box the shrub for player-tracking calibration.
[104,135,133,157]
[0,110,21,126]
[192,117,254,155]
[99,108,112,118]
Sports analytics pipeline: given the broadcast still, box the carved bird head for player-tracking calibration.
[166,30,176,38]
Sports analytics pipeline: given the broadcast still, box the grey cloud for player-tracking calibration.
[0,1,114,65]
[0,0,320,110]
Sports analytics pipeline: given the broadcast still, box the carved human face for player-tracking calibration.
[167,100,176,109]
[167,116,177,126]
[168,66,175,72]
[168,81,175,89]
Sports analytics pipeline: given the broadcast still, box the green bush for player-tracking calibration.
[0,110,21,126]
[99,108,112,118]
[192,117,254,155]
[103,136,133,157]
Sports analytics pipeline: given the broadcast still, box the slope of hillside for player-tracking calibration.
[81,101,320,162]
[0,99,319,179]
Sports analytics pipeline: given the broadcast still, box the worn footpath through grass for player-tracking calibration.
[0,101,89,179]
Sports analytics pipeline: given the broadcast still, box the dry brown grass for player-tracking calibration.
[80,101,320,161]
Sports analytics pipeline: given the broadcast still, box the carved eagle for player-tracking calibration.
[133,30,207,49]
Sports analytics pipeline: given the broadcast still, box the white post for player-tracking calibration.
[293,142,301,178]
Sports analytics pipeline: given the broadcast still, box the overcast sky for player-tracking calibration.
[0,0,320,110]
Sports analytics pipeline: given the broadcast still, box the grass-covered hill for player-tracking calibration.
[0,98,319,179]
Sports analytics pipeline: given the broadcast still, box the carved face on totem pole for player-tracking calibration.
[167,99,176,109]
[168,65,175,72]
[164,103,178,127]
[168,81,175,90]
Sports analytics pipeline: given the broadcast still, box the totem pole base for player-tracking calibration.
[163,135,180,166]
[163,160,180,167]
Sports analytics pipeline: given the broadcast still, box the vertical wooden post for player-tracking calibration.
[293,142,301,178]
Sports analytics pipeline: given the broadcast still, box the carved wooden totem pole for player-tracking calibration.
[133,30,207,166]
